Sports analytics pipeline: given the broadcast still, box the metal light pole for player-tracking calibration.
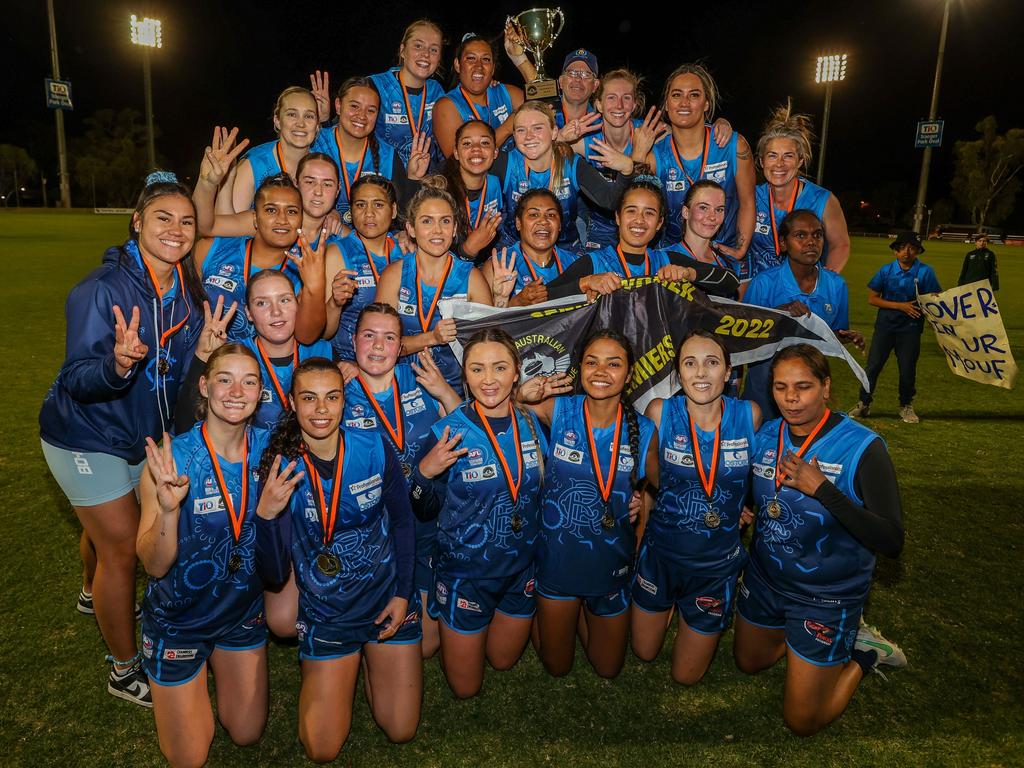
[46,0,71,208]
[815,53,847,186]
[129,14,162,171]
[912,0,952,236]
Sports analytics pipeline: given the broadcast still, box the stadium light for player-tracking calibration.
[814,53,847,186]
[129,15,161,170]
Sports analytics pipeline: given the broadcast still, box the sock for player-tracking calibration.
[851,648,878,675]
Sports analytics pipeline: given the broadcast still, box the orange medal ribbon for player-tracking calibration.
[273,141,289,176]
[415,254,454,333]
[398,71,427,136]
[689,400,724,503]
[584,401,623,503]
[670,126,710,187]
[769,180,802,257]
[522,247,565,284]
[362,235,395,284]
[140,258,190,352]
[355,374,405,453]
[243,239,288,283]
[465,177,488,230]
[615,245,651,277]
[474,402,523,502]
[255,338,298,410]
[302,432,346,546]
[524,157,556,192]
[459,85,487,122]
[337,130,368,203]
[200,423,249,544]
[775,408,831,492]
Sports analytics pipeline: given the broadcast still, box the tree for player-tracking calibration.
[70,108,162,207]
[0,145,39,206]
[951,116,1024,229]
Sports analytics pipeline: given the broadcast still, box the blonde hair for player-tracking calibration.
[273,86,316,125]
[756,100,816,167]
[511,101,574,191]
[398,19,445,73]
[596,68,646,117]
[405,175,467,242]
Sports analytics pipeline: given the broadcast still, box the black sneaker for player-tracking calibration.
[77,590,142,620]
[108,660,153,708]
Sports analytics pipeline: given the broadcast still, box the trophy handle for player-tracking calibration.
[548,8,565,42]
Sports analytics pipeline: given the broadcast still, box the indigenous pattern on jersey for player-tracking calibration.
[537,396,654,595]
[201,237,302,341]
[749,416,881,606]
[431,405,546,579]
[329,233,406,361]
[288,429,397,631]
[370,68,445,166]
[505,241,580,294]
[750,179,832,278]
[310,128,397,221]
[653,129,738,247]
[396,254,474,388]
[645,396,755,575]
[445,83,515,149]
[240,336,332,429]
[585,245,674,278]
[580,120,642,249]
[142,424,271,634]
[500,148,582,252]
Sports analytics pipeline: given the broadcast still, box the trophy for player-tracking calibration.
[507,7,565,100]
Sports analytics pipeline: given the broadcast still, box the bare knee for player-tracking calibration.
[631,639,660,663]
[222,717,265,747]
[671,667,707,686]
[266,613,297,639]
[540,655,573,677]
[784,712,825,738]
[447,675,483,699]
[591,659,624,680]
[160,741,211,768]
[382,720,418,744]
[734,648,772,675]
[301,731,347,764]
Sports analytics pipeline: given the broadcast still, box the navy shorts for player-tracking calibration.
[142,609,267,686]
[631,544,738,635]
[736,565,861,667]
[298,592,423,660]
[415,552,434,597]
[535,581,630,618]
[429,568,536,634]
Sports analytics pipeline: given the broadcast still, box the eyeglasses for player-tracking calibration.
[562,70,595,80]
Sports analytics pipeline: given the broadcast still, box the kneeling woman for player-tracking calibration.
[410,329,546,698]
[521,330,657,678]
[261,358,421,759]
[631,331,760,684]
[137,345,289,767]
[733,344,904,736]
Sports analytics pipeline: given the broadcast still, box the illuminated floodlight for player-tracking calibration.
[130,15,162,48]
[815,54,847,84]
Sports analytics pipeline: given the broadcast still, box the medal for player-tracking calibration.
[316,551,341,577]
[402,462,412,478]
[669,126,710,188]
[689,400,723,529]
[766,499,782,519]
[585,401,624,530]
[511,513,523,533]
[704,510,721,529]
[255,338,298,411]
[601,509,616,529]
[157,357,170,376]
[201,424,250,565]
[774,407,832,496]
[474,402,527,534]
[139,256,190,378]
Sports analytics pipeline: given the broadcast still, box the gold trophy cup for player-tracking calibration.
[507,7,565,100]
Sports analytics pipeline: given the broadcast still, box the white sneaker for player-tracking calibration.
[848,401,871,418]
[855,622,907,671]
[899,405,920,424]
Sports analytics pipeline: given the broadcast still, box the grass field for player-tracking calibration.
[1,210,1022,767]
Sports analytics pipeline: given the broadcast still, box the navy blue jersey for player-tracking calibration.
[505,241,580,294]
[745,262,850,331]
[370,68,445,167]
[288,429,397,626]
[750,180,832,278]
[396,254,474,388]
[750,415,882,605]
[444,83,515,149]
[241,336,333,429]
[142,424,271,634]
[653,129,739,247]
[868,259,942,333]
[242,140,291,205]
[537,396,654,595]
[329,233,406,361]
[201,237,302,341]
[647,396,755,575]
[310,128,397,220]
[500,148,582,251]
[580,120,642,249]
[586,245,674,278]
[431,405,546,579]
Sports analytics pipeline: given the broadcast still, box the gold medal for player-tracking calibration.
[401,462,412,478]
[511,513,523,533]
[157,357,170,376]
[704,510,721,529]
[601,510,616,529]
[227,552,241,573]
[767,499,782,519]
[316,551,341,577]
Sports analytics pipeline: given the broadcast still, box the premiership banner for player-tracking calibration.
[444,278,868,411]
[918,280,1018,389]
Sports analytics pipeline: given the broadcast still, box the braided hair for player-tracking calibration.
[333,76,383,176]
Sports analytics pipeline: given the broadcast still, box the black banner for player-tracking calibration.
[447,278,867,411]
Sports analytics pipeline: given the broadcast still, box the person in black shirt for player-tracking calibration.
[957,233,999,290]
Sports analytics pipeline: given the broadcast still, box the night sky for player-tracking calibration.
[4,0,1023,226]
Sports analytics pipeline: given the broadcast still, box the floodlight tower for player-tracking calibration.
[130,14,162,171]
[814,53,847,186]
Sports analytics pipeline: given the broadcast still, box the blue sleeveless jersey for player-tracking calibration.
[537,396,654,595]
[329,233,406,361]
[586,245,673,278]
[288,429,397,627]
[466,174,504,230]
[444,83,515,149]
[142,424,271,634]
[370,68,445,167]
[500,148,582,251]
[664,240,744,284]
[653,129,739,247]
[310,128,398,221]
[242,140,288,205]
[396,254,474,389]
[240,336,332,429]
[344,364,445,585]
[431,405,546,579]
[580,120,642,249]
[201,237,302,341]
[750,179,833,278]
[506,242,580,294]
[647,396,755,575]
[750,416,881,605]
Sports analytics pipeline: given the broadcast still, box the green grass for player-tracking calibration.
[1,211,1022,767]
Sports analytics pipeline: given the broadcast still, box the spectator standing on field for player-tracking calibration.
[957,233,999,290]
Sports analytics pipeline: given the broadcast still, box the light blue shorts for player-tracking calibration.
[41,440,144,507]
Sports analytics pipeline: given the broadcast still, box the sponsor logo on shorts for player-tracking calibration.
[695,596,723,617]
[242,612,265,630]
[614,565,629,577]
[435,581,448,605]
[637,575,658,596]
[739,582,749,599]
[524,578,535,596]
[554,444,583,464]
[456,597,481,613]
[142,634,153,659]
[804,620,836,646]
[162,648,198,661]
[295,621,307,640]
[401,609,419,627]
[72,453,93,476]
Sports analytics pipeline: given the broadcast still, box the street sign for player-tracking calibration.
[45,78,73,110]
[915,119,944,149]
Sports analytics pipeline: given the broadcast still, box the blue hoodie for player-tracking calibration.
[39,242,203,462]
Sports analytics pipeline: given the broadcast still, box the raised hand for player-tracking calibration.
[112,304,149,376]
[330,268,358,308]
[418,426,468,478]
[503,20,528,59]
[489,247,518,305]
[632,107,668,159]
[518,372,574,405]
[144,433,189,514]
[411,348,447,395]
[587,138,634,174]
[256,454,305,519]
[555,111,602,144]
[197,296,239,361]
[375,595,410,640]
[406,133,433,180]
[199,126,250,188]
[322,210,348,238]
[656,264,697,283]
[464,211,503,258]
[290,228,328,288]
[310,70,331,124]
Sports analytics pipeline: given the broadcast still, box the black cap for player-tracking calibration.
[890,231,925,254]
